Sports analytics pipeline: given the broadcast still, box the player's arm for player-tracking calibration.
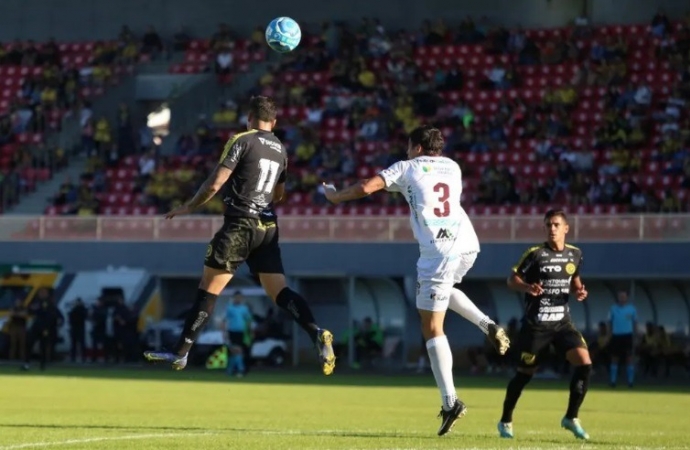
[273,182,286,204]
[507,247,543,296]
[184,165,233,210]
[273,163,287,204]
[570,275,587,302]
[322,175,386,204]
[507,272,544,296]
[570,254,587,301]
[323,160,405,204]
[167,135,244,218]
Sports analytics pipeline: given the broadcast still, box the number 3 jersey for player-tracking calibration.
[219,129,287,219]
[379,156,479,259]
[512,243,584,326]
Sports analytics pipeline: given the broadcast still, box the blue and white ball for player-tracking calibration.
[265,17,301,53]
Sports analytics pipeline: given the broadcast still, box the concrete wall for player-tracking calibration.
[0,0,685,42]
[1,241,689,279]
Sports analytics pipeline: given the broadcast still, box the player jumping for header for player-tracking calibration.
[323,125,510,436]
[144,96,335,375]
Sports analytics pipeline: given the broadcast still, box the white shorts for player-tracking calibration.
[416,252,478,312]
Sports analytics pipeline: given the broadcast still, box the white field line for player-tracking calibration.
[0,427,682,450]
[0,432,213,450]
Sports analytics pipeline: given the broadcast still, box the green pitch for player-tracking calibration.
[0,367,687,449]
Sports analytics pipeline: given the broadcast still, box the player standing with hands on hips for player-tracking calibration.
[498,209,591,440]
[323,125,510,436]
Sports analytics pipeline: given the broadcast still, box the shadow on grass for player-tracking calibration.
[0,363,688,393]
[0,423,436,440]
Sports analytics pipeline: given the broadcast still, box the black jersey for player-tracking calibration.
[512,242,583,326]
[218,129,287,218]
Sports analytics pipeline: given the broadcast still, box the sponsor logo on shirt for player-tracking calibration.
[258,137,282,152]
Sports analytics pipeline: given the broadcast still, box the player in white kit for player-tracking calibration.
[323,125,510,436]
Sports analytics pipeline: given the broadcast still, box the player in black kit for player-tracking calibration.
[144,96,336,375]
[497,209,591,440]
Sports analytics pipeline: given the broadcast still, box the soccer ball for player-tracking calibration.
[265,17,301,53]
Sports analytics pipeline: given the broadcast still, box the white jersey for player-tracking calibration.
[379,156,480,258]
[457,202,480,254]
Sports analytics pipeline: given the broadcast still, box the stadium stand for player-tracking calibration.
[169,24,267,84]
[44,14,690,222]
[0,31,150,212]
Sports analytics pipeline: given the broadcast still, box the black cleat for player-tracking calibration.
[437,400,467,436]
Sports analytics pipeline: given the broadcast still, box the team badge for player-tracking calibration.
[565,262,576,275]
[521,352,536,365]
[206,244,213,258]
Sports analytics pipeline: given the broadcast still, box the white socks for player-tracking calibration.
[426,335,457,411]
[449,287,494,335]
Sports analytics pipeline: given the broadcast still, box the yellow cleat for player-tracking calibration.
[317,329,336,375]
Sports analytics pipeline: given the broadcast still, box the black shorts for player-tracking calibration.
[517,320,587,369]
[204,216,284,275]
[227,331,246,348]
[609,334,634,359]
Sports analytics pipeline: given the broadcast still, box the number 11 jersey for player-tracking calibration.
[218,129,287,219]
[379,156,476,259]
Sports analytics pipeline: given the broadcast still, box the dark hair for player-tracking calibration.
[409,125,444,156]
[248,96,277,122]
[544,208,568,223]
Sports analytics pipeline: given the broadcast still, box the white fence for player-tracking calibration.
[0,214,689,242]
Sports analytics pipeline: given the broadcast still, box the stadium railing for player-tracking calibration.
[0,214,689,242]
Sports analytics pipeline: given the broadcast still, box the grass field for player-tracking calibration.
[0,366,688,450]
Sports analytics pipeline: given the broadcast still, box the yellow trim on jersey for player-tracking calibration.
[218,129,259,163]
[565,243,580,251]
[511,244,543,273]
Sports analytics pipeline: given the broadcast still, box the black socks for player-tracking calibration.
[276,287,318,343]
[174,289,218,356]
[500,371,533,423]
[566,364,592,419]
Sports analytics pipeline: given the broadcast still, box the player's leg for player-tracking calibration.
[259,272,335,375]
[417,275,466,436]
[625,335,635,387]
[498,325,544,438]
[249,225,335,375]
[558,323,592,440]
[144,265,232,370]
[144,219,247,370]
[447,252,510,355]
[227,332,246,376]
[609,336,620,387]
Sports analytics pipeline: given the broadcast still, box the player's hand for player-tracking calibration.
[165,204,192,219]
[322,182,339,204]
[526,282,544,296]
[575,284,588,301]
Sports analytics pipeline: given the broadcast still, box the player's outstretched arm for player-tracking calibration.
[166,165,233,219]
[322,176,386,204]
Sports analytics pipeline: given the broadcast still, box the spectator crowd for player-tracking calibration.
[41,11,690,215]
